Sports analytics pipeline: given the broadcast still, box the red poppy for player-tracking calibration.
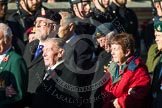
[3,55,9,62]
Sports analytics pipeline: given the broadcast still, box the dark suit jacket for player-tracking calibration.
[64,35,97,108]
[90,50,111,108]
[32,62,80,108]
[23,39,46,93]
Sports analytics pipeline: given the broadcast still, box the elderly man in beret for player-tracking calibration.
[23,9,61,107]
[146,16,162,108]
[91,22,119,108]
[94,23,118,54]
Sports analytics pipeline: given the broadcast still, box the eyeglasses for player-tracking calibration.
[34,20,53,27]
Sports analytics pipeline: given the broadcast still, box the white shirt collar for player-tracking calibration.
[66,33,77,43]
[43,60,64,80]
[49,60,64,70]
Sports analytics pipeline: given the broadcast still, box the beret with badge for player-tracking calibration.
[26,26,36,37]
[154,16,162,32]
[93,23,118,39]
[35,8,61,24]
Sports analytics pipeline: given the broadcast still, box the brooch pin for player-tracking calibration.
[3,55,9,62]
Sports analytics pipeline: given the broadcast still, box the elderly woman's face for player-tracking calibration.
[111,44,126,65]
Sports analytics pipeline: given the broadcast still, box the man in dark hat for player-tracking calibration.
[23,10,61,107]
[7,0,48,55]
[0,0,8,23]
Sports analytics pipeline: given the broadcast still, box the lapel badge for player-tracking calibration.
[96,32,102,38]
[157,25,161,31]
[159,18,162,21]
[41,8,46,16]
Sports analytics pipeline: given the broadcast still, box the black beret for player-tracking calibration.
[35,8,61,24]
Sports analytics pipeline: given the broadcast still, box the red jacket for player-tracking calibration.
[102,56,151,108]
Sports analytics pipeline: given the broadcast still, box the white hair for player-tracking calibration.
[0,23,13,42]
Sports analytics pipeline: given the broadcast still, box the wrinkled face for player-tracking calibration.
[97,36,106,49]
[155,30,162,51]
[43,42,60,67]
[58,19,70,40]
[111,44,126,65]
[73,2,91,19]
[97,36,110,52]
[115,0,127,6]
[0,31,11,54]
[25,0,41,12]
[34,17,54,40]
[0,2,7,19]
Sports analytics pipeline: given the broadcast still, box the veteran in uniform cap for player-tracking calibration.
[91,23,119,108]
[0,0,8,23]
[146,15,162,108]
[93,22,118,54]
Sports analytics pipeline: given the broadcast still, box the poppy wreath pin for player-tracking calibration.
[3,55,9,62]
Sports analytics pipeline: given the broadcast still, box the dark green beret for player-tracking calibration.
[154,16,162,32]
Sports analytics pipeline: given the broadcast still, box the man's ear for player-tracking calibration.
[69,23,75,31]
[58,48,64,58]
[51,24,57,31]
[6,37,12,47]
[73,5,77,11]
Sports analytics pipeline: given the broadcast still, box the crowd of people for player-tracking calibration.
[0,0,161,108]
